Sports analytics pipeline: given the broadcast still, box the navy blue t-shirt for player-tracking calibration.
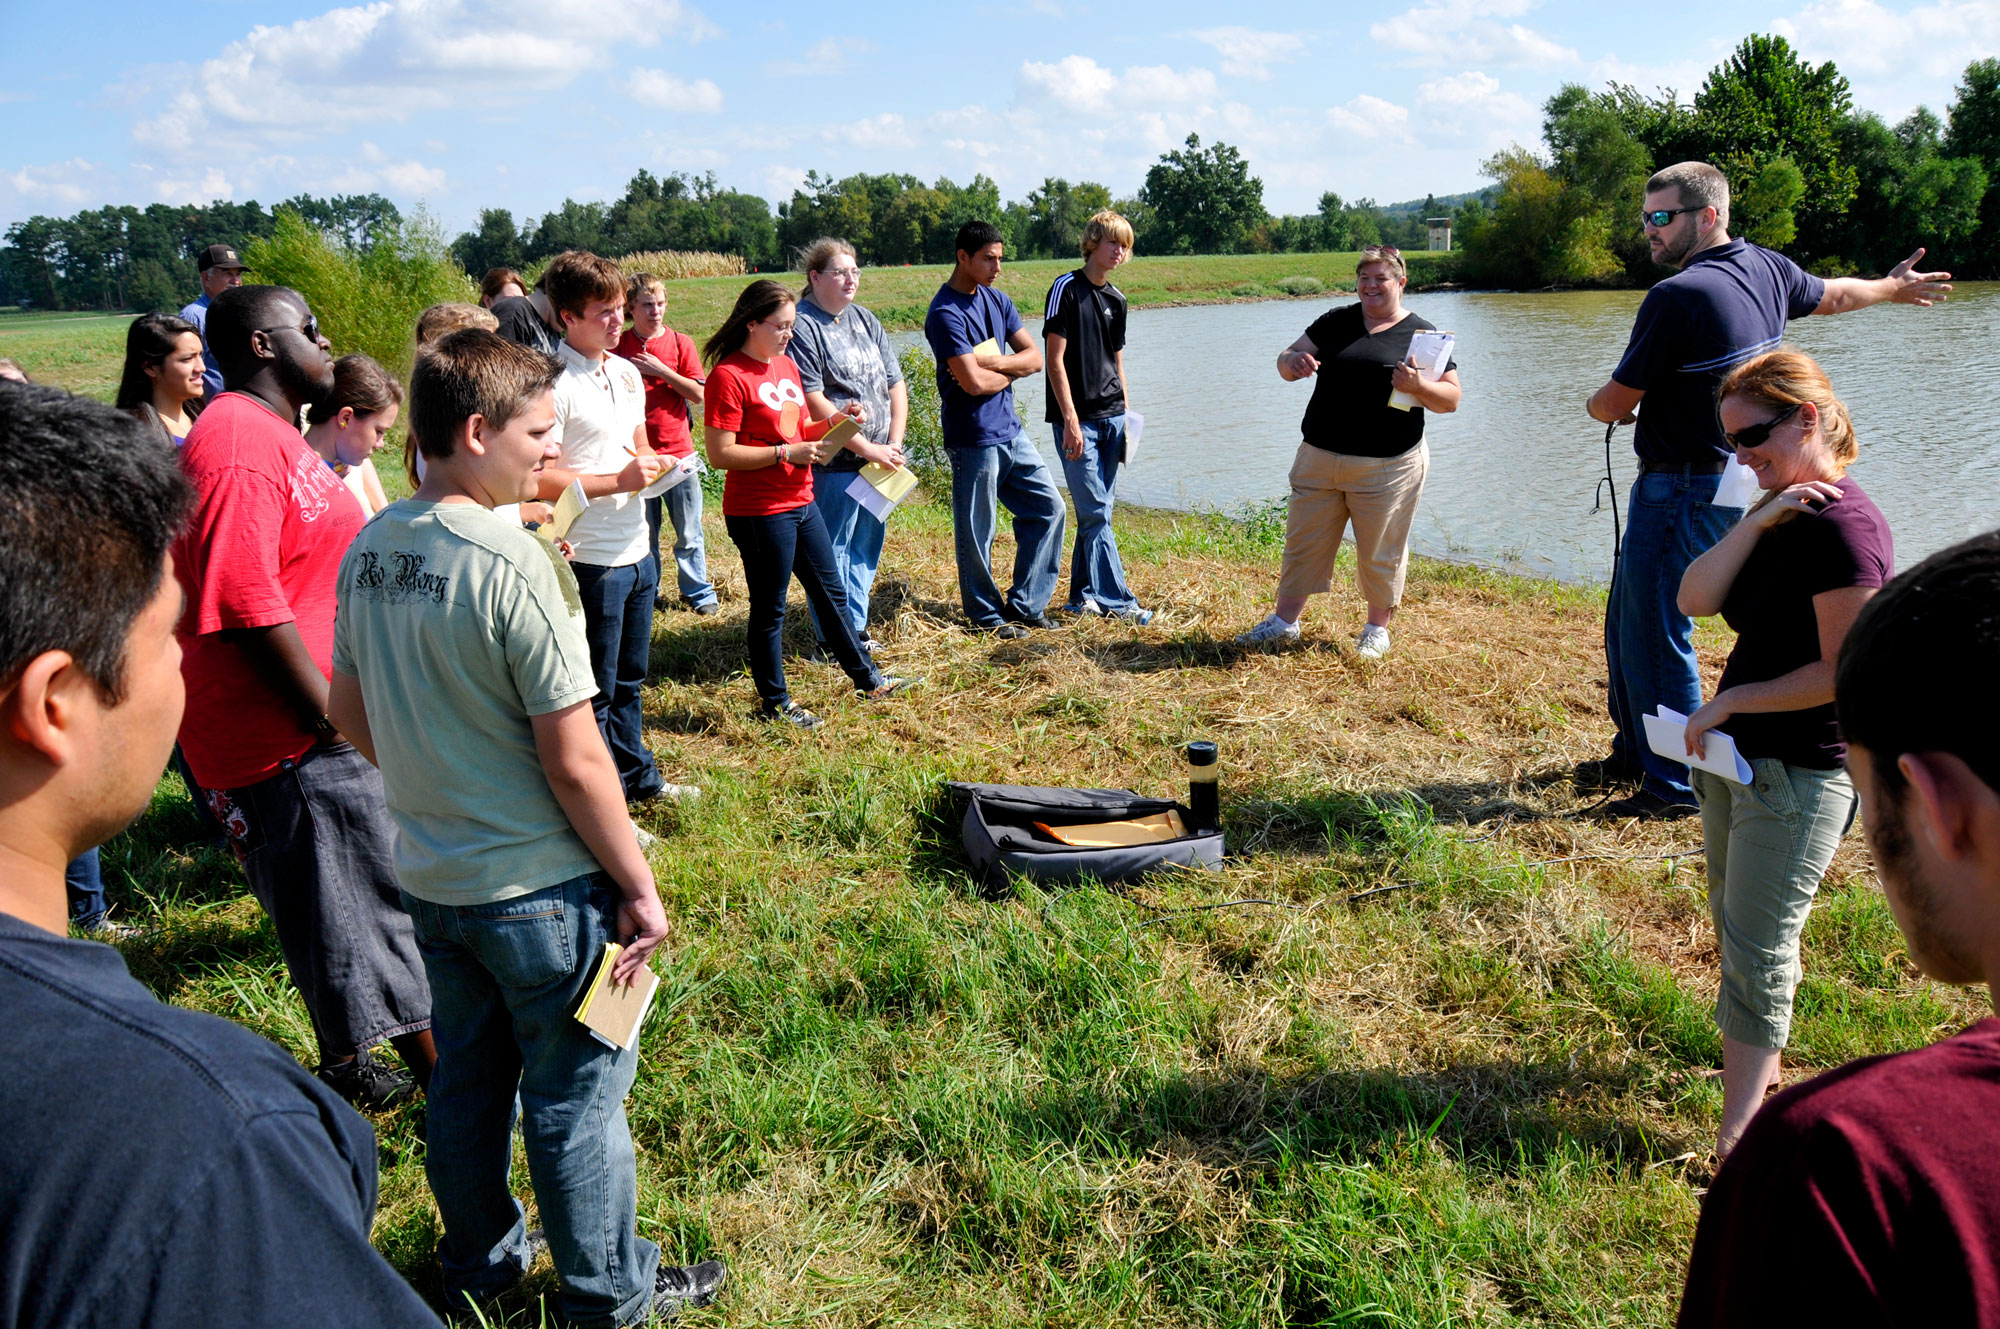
[924,282,1025,449]
[1613,240,1825,465]
[0,912,443,1329]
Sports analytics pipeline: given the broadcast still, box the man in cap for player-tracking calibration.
[179,243,247,400]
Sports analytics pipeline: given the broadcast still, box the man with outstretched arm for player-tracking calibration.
[1581,159,1949,819]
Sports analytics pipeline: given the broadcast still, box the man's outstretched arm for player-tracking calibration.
[1816,248,1953,315]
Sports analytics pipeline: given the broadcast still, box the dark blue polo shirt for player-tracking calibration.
[923,282,1025,449]
[1613,239,1824,465]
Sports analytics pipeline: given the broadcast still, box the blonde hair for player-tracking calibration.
[798,237,857,300]
[1717,348,1856,471]
[1081,211,1135,258]
[416,302,499,347]
[1356,245,1407,283]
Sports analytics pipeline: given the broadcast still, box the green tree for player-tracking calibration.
[1839,109,1988,271]
[1138,134,1267,254]
[874,186,950,265]
[1732,156,1808,249]
[523,199,609,261]
[1021,177,1114,259]
[1945,58,2000,274]
[279,194,401,251]
[1462,146,1620,287]
[451,208,527,277]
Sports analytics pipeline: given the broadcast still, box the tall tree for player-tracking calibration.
[1138,135,1266,255]
[451,208,527,277]
[1945,58,2000,274]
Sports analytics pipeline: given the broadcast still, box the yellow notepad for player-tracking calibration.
[1034,810,1188,847]
[548,477,590,538]
[970,337,1002,358]
[820,415,861,448]
[845,462,919,521]
[574,942,661,1052]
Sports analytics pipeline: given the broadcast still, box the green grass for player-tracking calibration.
[87,492,1981,1326]
[0,307,135,400]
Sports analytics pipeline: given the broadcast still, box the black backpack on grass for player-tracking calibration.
[949,782,1224,891]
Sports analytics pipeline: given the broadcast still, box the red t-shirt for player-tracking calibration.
[1678,1017,2000,1326]
[705,351,822,517]
[613,327,701,458]
[171,393,365,789]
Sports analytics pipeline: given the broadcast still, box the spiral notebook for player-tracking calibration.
[573,942,661,1052]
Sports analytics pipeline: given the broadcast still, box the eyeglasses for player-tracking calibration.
[1642,208,1699,228]
[256,315,321,344]
[1723,401,1803,450]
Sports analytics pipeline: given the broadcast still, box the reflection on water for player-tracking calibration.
[899,282,2000,585]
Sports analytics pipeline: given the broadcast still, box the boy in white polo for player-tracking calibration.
[536,251,678,804]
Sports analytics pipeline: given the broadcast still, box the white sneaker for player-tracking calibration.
[1235,613,1301,646]
[1356,624,1392,659]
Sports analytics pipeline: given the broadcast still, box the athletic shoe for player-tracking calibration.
[985,622,1030,640]
[760,701,824,731]
[1356,624,1392,659]
[1235,613,1301,646]
[860,675,919,700]
[1108,605,1156,626]
[631,783,701,806]
[316,1048,417,1111]
[1572,754,1643,792]
[679,598,719,616]
[1006,612,1064,631]
[1598,788,1700,821]
[1065,599,1104,617]
[648,1258,727,1320]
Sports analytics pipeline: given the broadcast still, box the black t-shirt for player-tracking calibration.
[490,296,562,359]
[1299,304,1454,459]
[1042,270,1127,424]
[0,912,442,1329]
[1717,477,1893,767]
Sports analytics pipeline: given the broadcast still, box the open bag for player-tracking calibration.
[949,782,1225,890]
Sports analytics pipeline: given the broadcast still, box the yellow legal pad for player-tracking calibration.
[858,462,919,503]
[1033,810,1188,848]
[573,942,661,1052]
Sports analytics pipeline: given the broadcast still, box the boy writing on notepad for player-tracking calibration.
[328,330,725,1325]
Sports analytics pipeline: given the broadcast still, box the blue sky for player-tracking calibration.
[3,0,1994,236]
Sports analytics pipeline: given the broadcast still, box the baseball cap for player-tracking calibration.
[197,244,246,273]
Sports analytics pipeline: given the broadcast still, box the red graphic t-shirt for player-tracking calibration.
[614,327,701,458]
[172,392,366,789]
[705,351,834,517]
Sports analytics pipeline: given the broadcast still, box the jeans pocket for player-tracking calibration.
[1747,758,1801,823]
[461,891,578,990]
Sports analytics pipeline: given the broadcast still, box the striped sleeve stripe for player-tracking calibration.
[1044,272,1072,320]
[1681,334,1784,374]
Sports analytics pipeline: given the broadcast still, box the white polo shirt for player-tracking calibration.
[552,340,650,568]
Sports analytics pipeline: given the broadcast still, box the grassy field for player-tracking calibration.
[95,478,1973,1327]
[2,250,1454,403]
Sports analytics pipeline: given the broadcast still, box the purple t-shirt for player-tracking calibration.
[1717,476,1892,767]
[1614,239,1825,465]
[1678,1018,2000,1327]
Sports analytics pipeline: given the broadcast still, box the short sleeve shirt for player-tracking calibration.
[551,342,649,568]
[1299,304,1455,459]
[705,351,816,516]
[490,296,562,359]
[614,327,701,459]
[1717,477,1892,767]
[172,392,366,790]
[1042,269,1127,424]
[924,282,1024,449]
[332,501,600,906]
[790,296,904,474]
[1614,239,1826,464]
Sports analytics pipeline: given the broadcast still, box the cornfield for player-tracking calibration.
[614,250,747,281]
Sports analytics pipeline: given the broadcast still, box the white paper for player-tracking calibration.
[846,471,897,521]
[1712,459,1760,509]
[1643,705,1754,784]
[1122,411,1144,465]
[637,453,699,499]
[1388,331,1455,411]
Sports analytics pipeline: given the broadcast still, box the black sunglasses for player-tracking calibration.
[1723,401,1803,450]
[256,315,322,345]
[1641,207,1699,227]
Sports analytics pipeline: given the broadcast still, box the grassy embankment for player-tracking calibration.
[0,249,1455,399]
[96,482,1974,1325]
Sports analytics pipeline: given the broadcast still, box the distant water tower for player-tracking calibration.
[1426,218,1453,252]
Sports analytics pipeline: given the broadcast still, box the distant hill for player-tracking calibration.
[1380,187,1501,216]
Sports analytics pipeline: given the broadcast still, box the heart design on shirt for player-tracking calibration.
[757,379,806,439]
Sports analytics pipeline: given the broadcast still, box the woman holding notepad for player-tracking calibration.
[1675,348,1892,1157]
[702,279,916,730]
[1237,245,1460,659]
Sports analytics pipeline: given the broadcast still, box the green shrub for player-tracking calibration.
[899,344,946,469]
[1275,275,1325,296]
[1230,282,1266,297]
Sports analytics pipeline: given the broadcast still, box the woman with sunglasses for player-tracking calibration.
[1677,347,1892,1157]
[1237,244,1460,658]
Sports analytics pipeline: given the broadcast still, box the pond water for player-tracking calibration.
[894,282,2000,585]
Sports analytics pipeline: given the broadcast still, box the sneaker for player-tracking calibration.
[316,1048,417,1111]
[1066,599,1104,617]
[1006,612,1064,631]
[760,701,824,731]
[1598,788,1700,821]
[634,826,660,853]
[984,622,1030,640]
[1235,613,1301,646]
[79,917,142,942]
[631,782,701,806]
[647,1258,727,1320]
[860,675,918,700]
[680,597,719,616]
[1356,624,1391,659]
[1107,605,1156,626]
[1572,754,1643,792]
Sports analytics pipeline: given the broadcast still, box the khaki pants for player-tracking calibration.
[1275,441,1430,609]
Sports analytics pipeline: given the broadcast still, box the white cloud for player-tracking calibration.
[1328,94,1416,144]
[1016,55,1219,116]
[1414,71,1538,142]
[1370,0,1576,68]
[768,34,877,76]
[155,168,235,207]
[628,69,725,112]
[382,159,446,194]
[1186,27,1306,80]
[1773,0,2000,115]
[6,160,102,208]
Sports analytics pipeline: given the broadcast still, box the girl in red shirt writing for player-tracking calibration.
[703,280,915,728]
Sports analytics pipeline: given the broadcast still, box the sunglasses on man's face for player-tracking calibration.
[1724,401,1803,450]
[1642,207,1699,228]
[256,315,322,345]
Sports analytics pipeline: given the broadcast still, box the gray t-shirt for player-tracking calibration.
[332,500,600,906]
[790,295,904,473]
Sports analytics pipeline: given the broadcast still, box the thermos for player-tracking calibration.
[1185,741,1219,830]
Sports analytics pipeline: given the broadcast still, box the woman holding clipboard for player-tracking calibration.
[1236,245,1460,659]
[702,280,915,729]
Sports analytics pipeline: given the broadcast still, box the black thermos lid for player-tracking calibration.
[1185,741,1218,766]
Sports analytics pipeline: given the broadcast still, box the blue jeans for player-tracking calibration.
[571,558,662,801]
[402,873,657,1327]
[725,504,882,709]
[1054,418,1138,614]
[807,470,888,642]
[66,849,106,929]
[644,472,716,609]
[1605,469,1744,801]
[947,431,1065,627]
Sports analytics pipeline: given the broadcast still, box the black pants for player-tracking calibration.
[725,503,881,709]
